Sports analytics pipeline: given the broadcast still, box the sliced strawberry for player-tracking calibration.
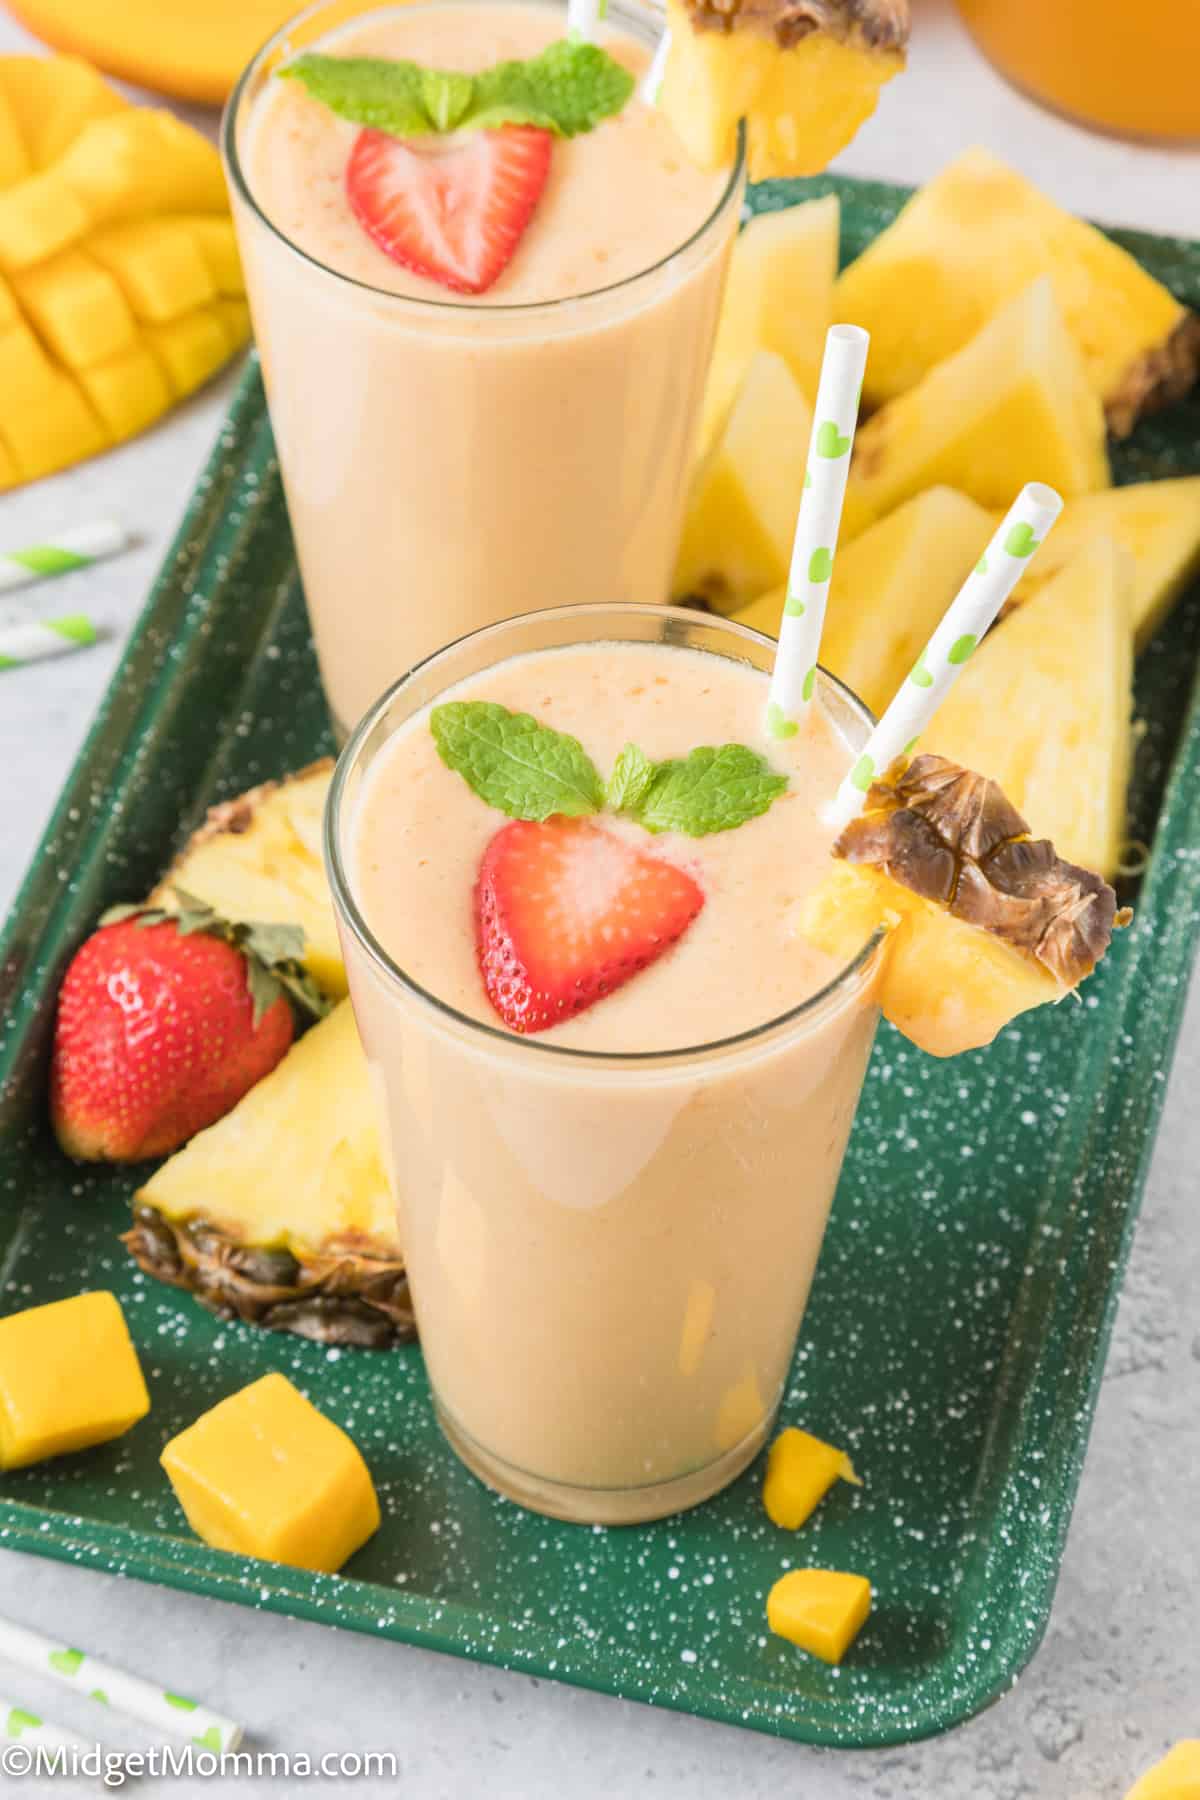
[345,124,553,296]
[475,819,705,1034]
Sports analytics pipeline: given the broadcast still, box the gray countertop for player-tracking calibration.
[1,2,1198,1794]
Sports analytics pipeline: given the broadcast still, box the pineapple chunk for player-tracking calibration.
[1126,1743,1200,1800]
[928,537,1134,877]
[767,1569,872,1663]
[701,195,839,455]
[162,1373,379,1572]
[675,349,813,611]
[842,278,1110,539]
[735,488,993,714]
[0,1291,149,1469]
[659,0,907,183]
[1003,478,1200,652]
[151,763,343,996]
[835,147,1199,435]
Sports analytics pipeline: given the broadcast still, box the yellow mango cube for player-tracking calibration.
[763,1428,860,1531]
[1126,1742,1200,1800]
[0,169,90,274]
[58,112,227,231]
[215,298,252,348]
[0,85,29,187]
[0,1291,150,1469]
[0,433,17,488]
[161,1373,380,1573]
[79,344,172,441]
[184,217,245,297]
[766,1569,872,1665]
[143,304,235,398]
[0,318,106,478]
[88,218,217,323]
[13,248,135,369]
[0,56,125,172]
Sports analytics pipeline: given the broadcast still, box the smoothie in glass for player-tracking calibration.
[327,606,882,1524]
[224,1,742,736]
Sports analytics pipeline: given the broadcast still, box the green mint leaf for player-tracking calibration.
[279,41,633,139]
[432,702,603,821]
[634,745,790,838]
[605,743,657,816]
[421,67,474,132]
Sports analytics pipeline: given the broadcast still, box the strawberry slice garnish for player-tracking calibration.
[345,124,553,295]
[475,818,705,1034]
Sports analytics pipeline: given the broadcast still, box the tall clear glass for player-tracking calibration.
[326,604,884,1525]
[223,0,745,739]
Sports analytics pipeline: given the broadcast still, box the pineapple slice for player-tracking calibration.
[150,762,344,998]
[799,755,1126,1057]
[842,277,1110,540]
[834,147,1200,436]
[700,195,839,456]
[928,538,1134,878]
[127,1001,411,1348]
[659,0,908,183]
[675,349,814,611]
[1001,477,1200,652]
[0,57,247,486]
[735,487,993,714]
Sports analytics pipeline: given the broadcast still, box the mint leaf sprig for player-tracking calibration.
[280,40,635,140]
[432,702,789,838]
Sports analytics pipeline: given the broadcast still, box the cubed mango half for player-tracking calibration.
[766,1569,872,1665]
[161,1373,380,1573]
[763,1427,860,1531]
[0,1290,150,1469]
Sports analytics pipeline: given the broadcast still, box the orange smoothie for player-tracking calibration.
[328,607,882,1523]
[225,1,741,735]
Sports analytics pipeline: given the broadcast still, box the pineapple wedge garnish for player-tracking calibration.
[799,755,1128,1058]
[127,1000,411,1348]
[658,0,908,183]
[841,277,1110,540]
[699,194,839,456]
[1000,477,1200,652]
[735,487,993,714]
[151,761,345,997]
[834,148,1200,436]
[928,537,1134,879]
[676,347,813,610]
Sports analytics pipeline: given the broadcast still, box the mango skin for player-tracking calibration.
[0,1290,150,1470]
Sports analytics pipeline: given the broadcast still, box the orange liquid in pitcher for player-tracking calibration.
[957,0,1200,143]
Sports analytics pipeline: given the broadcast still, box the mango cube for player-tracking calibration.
[0,318,106,480]
[1126,1742,1200,1800]
[144,304,235,398]
[88,218,216,323]
[763,1428,860,1532]
[0,1291,150,1469]
[161,1373,380,1573]
[766,1569,872,1664]
[13,248,135,369]
[675,349,814,612]
[79,344,172,442]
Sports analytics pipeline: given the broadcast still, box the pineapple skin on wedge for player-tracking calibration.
[151,760,345,997]
[928,537,1134,879]
[659,0,906,182]
[127,1000,412,1348]
[675,347,814,610]
[842,277,1110,540]
[834,147,1199,434]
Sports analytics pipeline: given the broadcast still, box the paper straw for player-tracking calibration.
[826,481,1064,830]
[0,1619,243,1751]
[0,614,99,670]
[766,325,870,740]
[641,28,671,103]
[1,1696,93,1753]
[0,519,128,593]
[566,0,605,38]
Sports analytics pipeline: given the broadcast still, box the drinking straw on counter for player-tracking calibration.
[825,480,1064,830]
[766,324,870,739]
[0,614,99,670]
[0,1617,243,1751]
[0,519,128,593]
[1,1696,93,1754]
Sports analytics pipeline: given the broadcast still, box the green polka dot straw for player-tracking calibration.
[767,326,869,739]
[826,481,1063,827]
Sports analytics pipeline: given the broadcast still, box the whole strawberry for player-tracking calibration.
[50,891,329,1162]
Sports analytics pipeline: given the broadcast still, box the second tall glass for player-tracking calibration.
[223,0,745,738]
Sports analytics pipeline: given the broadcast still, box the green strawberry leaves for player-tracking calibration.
[281,40,634,140]
[434,703,789,837]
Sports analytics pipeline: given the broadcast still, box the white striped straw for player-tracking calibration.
[0,519,128,593]
[826,481,1064,830]
[566,0,605,39]
[766,325,869,741]
[0,1695,93,1754]
[0,614,99,670]
[641,27,671,103]
[0,1618,243,1752]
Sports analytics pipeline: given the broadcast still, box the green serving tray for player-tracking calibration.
[2,174,1200,1750]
